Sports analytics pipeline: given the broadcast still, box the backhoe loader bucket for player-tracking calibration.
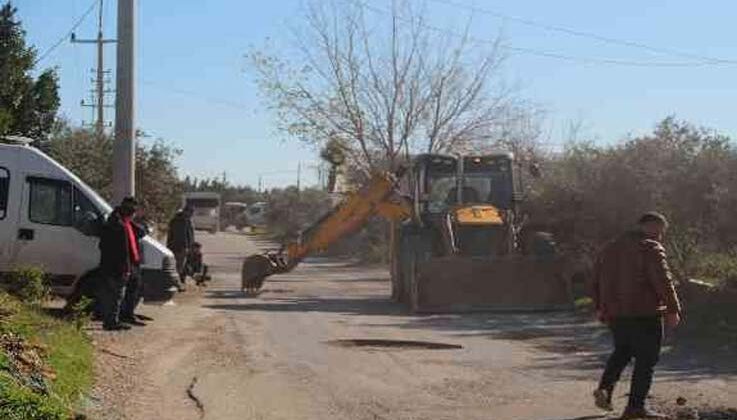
[241,252,293,294]
[410,256,573,313]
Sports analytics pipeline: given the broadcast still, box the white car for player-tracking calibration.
[0,136,178,302]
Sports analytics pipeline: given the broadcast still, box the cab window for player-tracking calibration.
[0,167,9,220]
[28,177,73,226]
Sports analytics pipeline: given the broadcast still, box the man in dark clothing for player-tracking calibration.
[119,214,149,326]
[98,197,141,331]
[592,212,682,419]
[167,206,195,289]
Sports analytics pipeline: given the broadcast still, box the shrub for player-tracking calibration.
[70,297,93,332]
[527,117,737,282]
[0,374,68,420]
[3,267,49,305]
[689,251,737,289]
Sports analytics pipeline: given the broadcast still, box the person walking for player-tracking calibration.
[592,212,682,419]
[98,197,141,331]
[167,206,195,289]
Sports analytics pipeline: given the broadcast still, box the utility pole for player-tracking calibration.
[72,0,115,137]
[296,162,301,192]
[113,0,136,202]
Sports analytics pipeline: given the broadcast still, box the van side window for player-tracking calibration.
[73,187,101,224]
[0,168,9,220]
[28,177,73,226]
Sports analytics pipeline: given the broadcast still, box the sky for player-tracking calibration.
[16,0,737,188]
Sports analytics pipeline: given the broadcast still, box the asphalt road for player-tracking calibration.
[88,231,736,420]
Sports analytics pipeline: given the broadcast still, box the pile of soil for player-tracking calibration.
[654,397,737,420]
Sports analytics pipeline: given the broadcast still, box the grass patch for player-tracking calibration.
[0,292,93,418]
[0,373,68,420]
[44,321,93,406]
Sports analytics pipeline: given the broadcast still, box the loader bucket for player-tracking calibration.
[241,251,299,294]
[241,254,277,294]
[411,256,573,313]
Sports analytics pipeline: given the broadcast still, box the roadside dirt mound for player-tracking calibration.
[654,396,737,420]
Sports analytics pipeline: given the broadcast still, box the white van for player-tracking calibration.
[183,192,220,233]
[0,137,178,302]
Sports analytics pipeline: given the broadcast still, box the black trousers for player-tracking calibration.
[98,273,128,328]
[120,267,142,320]
[598,316,663,409]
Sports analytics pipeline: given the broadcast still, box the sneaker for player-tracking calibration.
[593,388,613,411]
[103,323,132,331]
[621,407,669,419]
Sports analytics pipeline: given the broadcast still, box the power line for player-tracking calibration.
[35,0,98,66]
[354,0,730,68]
[427,0,737,65]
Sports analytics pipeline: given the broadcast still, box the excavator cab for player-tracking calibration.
[400,153,518,258]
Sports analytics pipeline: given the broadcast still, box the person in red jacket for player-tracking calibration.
[592,212,682,419]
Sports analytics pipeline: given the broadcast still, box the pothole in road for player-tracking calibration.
[326,339,463,350]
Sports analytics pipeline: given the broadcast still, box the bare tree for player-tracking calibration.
[248,0,533,175]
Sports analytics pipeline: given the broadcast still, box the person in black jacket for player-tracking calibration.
[167,206,194,288]
[98,197,141,331]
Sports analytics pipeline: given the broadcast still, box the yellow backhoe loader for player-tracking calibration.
[241,153,573,312]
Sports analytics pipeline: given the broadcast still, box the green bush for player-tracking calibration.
[70,297,93,332]
[0,374,68,420]
[527,117,737,283]
[4,267,50,305]
[691,251,737,288]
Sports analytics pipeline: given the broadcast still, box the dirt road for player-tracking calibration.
[87,232,736,420]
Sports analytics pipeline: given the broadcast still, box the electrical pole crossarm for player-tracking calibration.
[70,37,116,44]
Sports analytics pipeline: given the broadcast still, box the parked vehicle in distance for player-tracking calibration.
[0,136,178,302]
[222,201,249,231]
[183,192,221,233]
[246,201,267,229]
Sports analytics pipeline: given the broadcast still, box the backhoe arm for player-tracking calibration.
[241,171,410,293]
